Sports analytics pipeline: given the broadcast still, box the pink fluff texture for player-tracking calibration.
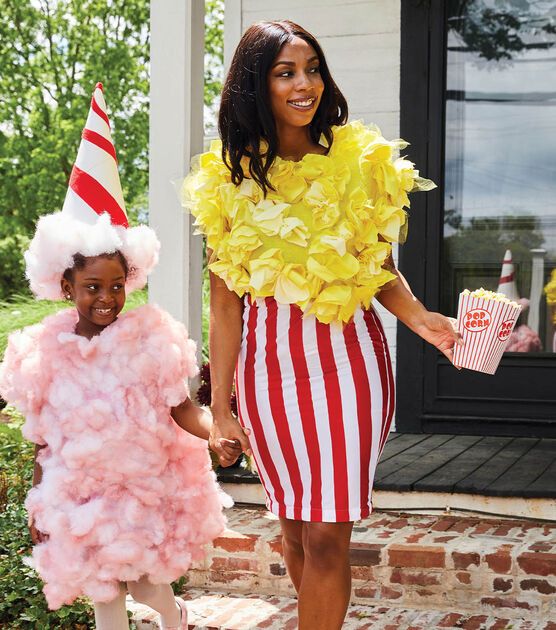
[0,304,228,609]
[24,211,160,300]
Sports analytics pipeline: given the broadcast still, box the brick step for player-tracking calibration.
[185,507,555,623]
[129,589,556,629]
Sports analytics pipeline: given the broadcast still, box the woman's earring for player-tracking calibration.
[65,294,71,300]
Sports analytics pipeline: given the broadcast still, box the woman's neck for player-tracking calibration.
[276,124,324,161]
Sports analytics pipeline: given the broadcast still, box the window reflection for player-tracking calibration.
[443,0,556,353]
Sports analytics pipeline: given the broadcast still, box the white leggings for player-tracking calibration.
[93,576,180,630]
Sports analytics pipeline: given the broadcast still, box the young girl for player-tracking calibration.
[1,243,241,629]
[0,83,241,630]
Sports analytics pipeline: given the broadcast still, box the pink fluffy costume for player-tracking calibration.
[0,83,228,611]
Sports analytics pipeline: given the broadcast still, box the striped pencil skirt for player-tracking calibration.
[235,297,395,523]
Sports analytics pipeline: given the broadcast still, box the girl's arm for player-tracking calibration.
[208,268,251,456]
[171,398,245,466]
[171,398,212,440]
[377,255,461,362]
[29,445,48,544]
[32,444,44,487]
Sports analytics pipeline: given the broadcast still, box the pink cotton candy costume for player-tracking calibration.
[0,303,228,610]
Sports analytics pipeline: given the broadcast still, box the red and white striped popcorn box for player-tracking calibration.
[452,290,522,375]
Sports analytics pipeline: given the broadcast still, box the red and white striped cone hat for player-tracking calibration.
[496,249,520,302]
[25,83,159,300]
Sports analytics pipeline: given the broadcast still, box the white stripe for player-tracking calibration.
[252,300,296,518]
[302,314,336,519]
[236,301,276,512]
[74,141,126,212]
[275,304,312,521]
[328,322,361,521]
[354,309,385,508]
[85,104,112,140]
[61,187,104,224]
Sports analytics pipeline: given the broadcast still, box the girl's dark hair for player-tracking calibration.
[62,251,129,283]
[219,20,348,195]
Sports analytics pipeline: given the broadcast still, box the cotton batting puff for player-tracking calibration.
[453,288,522,375]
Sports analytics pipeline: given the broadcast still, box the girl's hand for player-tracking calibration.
[413,311,463,363]
[29,517,48,545]
[210,409,252,467]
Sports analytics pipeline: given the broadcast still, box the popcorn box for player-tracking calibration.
[452,289,522,375]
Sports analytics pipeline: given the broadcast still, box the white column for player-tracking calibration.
[528,249,547,334]
[149,0,205,358]
[224,0,242,70]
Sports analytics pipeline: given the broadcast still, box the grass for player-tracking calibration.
[0,289,148,359]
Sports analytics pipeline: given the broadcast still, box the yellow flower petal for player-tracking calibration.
[248,249,283,295]
[250,200,290,236]
[279,217,310,247]
[275,264,311,304]
[307,252,359,282]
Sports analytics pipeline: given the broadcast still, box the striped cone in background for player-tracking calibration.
[497,249,520,302]
[62,82,128,228]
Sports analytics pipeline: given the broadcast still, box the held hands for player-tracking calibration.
[209,409,252,468]
[413,311,463,364]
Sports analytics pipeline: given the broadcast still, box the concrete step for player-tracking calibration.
[129,589,556,629]
[184,506,555,623]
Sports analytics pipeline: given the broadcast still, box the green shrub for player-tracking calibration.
[0,418,95,628]
[0,234,30,302]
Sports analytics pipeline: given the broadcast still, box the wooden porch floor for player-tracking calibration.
[218,433,556,500]
[375,433,556,498]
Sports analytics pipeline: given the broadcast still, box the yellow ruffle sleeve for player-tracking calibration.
[182,122,435,324]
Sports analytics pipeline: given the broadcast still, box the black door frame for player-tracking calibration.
[397,0,556,438]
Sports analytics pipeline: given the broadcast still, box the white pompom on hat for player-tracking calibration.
[24,83,159,300]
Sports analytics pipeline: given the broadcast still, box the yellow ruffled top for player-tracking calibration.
[182,120,435,324]
[544,269,556,324]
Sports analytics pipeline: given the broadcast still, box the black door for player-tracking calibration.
[397,0,556,438]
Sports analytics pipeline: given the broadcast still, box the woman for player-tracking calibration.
[183,20,460,630]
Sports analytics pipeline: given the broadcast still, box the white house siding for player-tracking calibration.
[225,0,402,384]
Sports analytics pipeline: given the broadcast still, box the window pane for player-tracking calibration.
[443,0,556,354]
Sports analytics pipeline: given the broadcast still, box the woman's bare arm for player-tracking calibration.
[377,254,461,362]
[208,265,251,455]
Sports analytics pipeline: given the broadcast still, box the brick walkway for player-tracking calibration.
[129,589,556,629]
[186,507,556,621]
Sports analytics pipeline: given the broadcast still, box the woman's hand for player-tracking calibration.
[413,311,462,363]
[29,516,48,545]
[209,409,252,467]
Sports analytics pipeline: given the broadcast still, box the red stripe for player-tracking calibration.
[344,318,372,518]
[235,359,275,507]
[289,304,322,521]
[316,319,349,520]
[265,299,304,520]
[91,93,110,127]
[82,128,117,162]
[243,302,286,515]
[69,165,128,227]
[376,312,395,454]
[364,310,394,455]
[498,273,514,284]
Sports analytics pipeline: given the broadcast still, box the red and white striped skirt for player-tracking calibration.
[235,297,395,523]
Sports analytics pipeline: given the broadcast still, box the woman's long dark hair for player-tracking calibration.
[218,20,348,195]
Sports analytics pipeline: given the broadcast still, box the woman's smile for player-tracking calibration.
[287,96,317,111]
